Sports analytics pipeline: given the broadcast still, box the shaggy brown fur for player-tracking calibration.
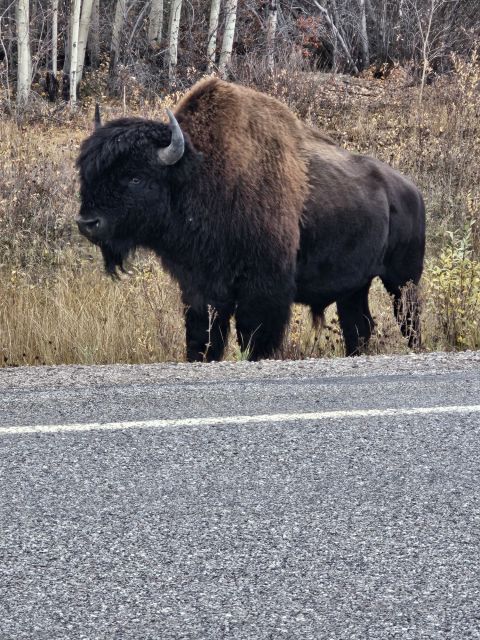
[77,78,425,360]
[174,78,308,265]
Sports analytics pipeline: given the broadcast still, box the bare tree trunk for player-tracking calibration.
[148,0,163,47]
[206,0,220,71]
[265,0,277,73]
[358,0,369,69]
[166,0,182,82]
[417,0,440,105]
[331,34,338,72]
[62,12,71,99]
[69,0,81,107]
[51,0,58,74]
[64,13,71,71]
[111,0,126,72]
[365,0,376,23]
[330,0,339,72]
[76,0,94,85]
[218,0,237,78]
[30,0,38,49]
[0,15,12,106]
[312,0,359,75]
[15,0,30,107]
[88,0,100,67]
[380,0,387,56]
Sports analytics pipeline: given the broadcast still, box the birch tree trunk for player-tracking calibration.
[206,0,221,71]
[218,0,237,78]
[76,0,94,85]
[51,0,58,74]
[69,0,81,107]
[148,0,163,47]
[265,0,277,73]
[15,0,30,107]
[166,0,182,82]
[88,0,100,67]
[111,0,126,72]
[358,0,369,69]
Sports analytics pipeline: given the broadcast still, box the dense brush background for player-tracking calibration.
[0,0,479,365]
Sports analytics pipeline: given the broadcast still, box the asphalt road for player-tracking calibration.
[1,352,480,639]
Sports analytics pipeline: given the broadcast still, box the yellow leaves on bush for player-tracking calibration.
[425,221,480,349]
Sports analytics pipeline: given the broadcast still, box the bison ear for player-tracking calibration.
[94,103,102,129]
[157,109,185,166]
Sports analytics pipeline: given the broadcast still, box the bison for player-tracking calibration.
[76,78,425,361]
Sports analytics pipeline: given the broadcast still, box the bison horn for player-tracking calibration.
[94,103,102,129]
[158,109,185,165]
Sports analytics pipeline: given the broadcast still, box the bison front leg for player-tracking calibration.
[185,305,232,362]
[235,292,292,361]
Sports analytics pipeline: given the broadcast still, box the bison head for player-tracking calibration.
[76,109,189,276]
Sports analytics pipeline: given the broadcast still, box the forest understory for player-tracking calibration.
[1,56,480,366]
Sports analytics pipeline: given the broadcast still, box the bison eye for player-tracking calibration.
[130,177,141,185]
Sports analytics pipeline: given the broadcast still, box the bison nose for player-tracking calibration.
[77,217,101,236]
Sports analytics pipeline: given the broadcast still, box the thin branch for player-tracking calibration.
[0,16,11,105]
[312,0,359,74]
[127,2,150,48]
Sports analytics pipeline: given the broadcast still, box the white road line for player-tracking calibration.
[1,404,480,436]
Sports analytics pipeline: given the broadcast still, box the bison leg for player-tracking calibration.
[185,305,232,362]
[336,283,374,356]
[235,294,292,361]
[382,280,421,349]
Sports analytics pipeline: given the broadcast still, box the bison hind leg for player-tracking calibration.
[336,282,375,356]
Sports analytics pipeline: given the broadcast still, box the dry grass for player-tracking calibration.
[1,253,185,366]
[1,55,480,367]
[0,257,413,366]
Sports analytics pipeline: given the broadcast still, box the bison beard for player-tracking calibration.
[99,239,133,278]
[76,78,425,361]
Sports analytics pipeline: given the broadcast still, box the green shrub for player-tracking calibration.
[425,221,480,349]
